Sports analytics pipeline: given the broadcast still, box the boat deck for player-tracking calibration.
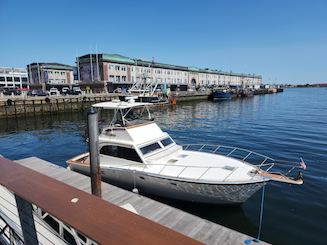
[13,157,269,245]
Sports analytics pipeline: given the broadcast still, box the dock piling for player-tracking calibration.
[87,107,102,197]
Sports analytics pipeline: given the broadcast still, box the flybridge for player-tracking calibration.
[93,100,153,128]
[93,101,150,110]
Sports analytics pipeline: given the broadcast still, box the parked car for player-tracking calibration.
[27,89,47,96]
[2,87,21,96]
[61,87,71,95]
[72,87,82,95]
[49,87,60,96]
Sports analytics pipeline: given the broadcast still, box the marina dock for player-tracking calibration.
[1,156,269,244]
[0,94,117,119]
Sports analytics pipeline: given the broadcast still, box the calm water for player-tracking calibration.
[0,88,326,245]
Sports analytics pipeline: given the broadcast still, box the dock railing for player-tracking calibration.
[0,157,200,245]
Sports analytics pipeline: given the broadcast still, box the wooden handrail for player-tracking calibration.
[0,157,201,245]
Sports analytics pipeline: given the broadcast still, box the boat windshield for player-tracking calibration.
[140,142,161,155]
[140,137,174,156]
[160,137,174,147]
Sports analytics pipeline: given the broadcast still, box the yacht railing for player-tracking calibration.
[183,144,275,171]
[182,144,303,179]
[111,144,301,181]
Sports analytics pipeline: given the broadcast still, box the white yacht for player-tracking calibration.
[67,100,303,205]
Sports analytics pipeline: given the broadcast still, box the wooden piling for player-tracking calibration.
[14,101,17,118]
[23,100,27,117]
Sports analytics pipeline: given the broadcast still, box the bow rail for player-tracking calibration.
[182,144,303,183]
[183,144,275,170]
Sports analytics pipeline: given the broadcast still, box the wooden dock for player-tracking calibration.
[0,94,118,119]
[14,157,269,244]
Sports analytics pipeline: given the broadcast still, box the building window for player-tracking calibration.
[115,76,120,82]
[121,66,126,71]
[109,65,114,70]
[115,65,120,71]
[122,76,126,82]
[14,77,20,82]
[0,77,5,81]
[109,75,114,82]
[6,77,13,81]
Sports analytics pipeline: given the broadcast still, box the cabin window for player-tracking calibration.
[161,137,173,147]
[100,145,142,163]
[140,142,161,155]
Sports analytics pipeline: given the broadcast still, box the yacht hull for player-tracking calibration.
[69,164,265,205]
[210,91,232,100]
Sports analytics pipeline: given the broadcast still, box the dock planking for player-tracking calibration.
[16,157,269,245]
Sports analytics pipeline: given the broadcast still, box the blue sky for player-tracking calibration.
[0,0,326,84]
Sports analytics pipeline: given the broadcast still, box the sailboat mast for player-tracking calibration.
[28,64,33,89]
[90,49,94,82]
[96,44,100,81]
[76,49,81,82]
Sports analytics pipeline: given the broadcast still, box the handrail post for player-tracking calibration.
[88,107,102,197]
[15,195,38,244]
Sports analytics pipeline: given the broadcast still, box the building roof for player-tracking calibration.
[79,54,134,64]
[0,67,27,74]
[27,63,74,71]
[78,53,262,79]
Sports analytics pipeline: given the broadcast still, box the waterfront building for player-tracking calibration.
[26,63,75,90]
[77,53,262,91]
[0,67,28,88]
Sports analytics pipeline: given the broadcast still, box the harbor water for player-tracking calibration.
[0,88,326,245]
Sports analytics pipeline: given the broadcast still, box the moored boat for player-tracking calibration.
[210,88,232,100]
[67,100,303,205]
